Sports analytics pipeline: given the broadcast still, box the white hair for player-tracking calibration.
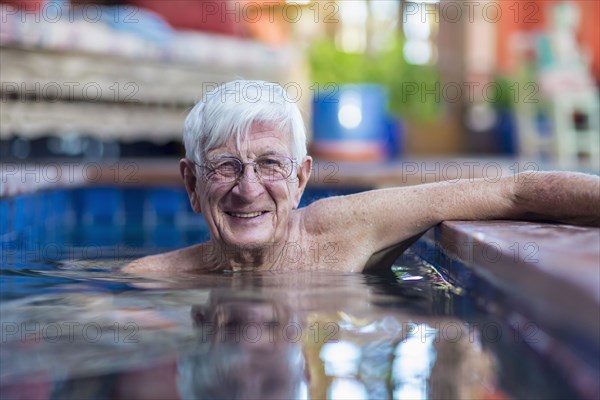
[183,80,307,164]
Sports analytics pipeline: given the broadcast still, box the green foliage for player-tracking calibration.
[489,76,517,110]
[308,36,441,121]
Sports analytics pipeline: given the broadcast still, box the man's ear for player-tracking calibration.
[292,156,313,209]
[180,158,201,214]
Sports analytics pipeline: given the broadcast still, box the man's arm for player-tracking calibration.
[305,171,599,255]
[511,171,599,226]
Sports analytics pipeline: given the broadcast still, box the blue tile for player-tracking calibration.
[13,195,33,233]
[123,187,146,224]
[148,187,184,217]
[0,199,10,236]
[80,187,123,224]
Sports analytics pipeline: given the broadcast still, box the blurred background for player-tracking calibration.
[1,0,598,170]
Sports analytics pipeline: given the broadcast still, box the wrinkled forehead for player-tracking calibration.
[205,119,293,157]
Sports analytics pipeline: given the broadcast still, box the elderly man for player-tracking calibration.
[125,80,599,273]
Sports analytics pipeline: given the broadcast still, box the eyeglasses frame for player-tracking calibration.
[191,155,297,183]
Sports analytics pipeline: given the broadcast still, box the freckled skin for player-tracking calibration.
[124,124,600,274]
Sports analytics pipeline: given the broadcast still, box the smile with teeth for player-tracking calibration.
[227,211,266,218]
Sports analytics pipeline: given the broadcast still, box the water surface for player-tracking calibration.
[1,243,576,399]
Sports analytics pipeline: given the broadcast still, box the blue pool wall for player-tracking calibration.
[0,186,360,257]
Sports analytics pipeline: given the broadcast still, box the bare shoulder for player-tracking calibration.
[122,244,206,274]
[297,194,378,254]
[300,193,364,234]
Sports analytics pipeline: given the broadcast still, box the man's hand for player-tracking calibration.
[512,171,600,227]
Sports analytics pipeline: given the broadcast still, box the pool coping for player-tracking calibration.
[421,219,600,336]
[415,220,600,398]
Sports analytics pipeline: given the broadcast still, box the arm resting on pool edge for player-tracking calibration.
[510,171,600,227]
[306,171,600,265]
[422,170,600,227]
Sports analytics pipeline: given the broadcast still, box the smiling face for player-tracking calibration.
[182,121,312,251]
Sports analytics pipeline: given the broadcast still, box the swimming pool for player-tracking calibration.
[0,186,585,399]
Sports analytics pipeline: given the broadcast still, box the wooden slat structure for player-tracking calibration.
[1,42,294,141]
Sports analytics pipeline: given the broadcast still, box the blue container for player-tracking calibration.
[311,84,390,161]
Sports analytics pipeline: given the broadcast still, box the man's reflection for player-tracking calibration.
[177,291,308,400]
[46,291,307,400]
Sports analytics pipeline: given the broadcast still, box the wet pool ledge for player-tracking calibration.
[420,220,600,336]
[415,220,600,398]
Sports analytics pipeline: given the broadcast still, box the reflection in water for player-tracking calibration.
[392,324,437,400]
[178,292,308,400]
[320,341,368,399]
[0,251,578,399]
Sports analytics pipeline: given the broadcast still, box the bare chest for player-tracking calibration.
[273,238,373,272]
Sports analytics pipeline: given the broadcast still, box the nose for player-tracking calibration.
[231,163,264,200]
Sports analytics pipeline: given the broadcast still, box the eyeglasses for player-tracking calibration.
[193,155,296,183]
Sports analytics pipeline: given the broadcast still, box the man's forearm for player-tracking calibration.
[427,171,599,226]
[324,171,598,256]
[513,171,600,226]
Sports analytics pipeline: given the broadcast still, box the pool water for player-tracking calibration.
[0,187,579,399]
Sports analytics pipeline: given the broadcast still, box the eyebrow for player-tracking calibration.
[257,150,282,156]
[209,154,237,160]
[208,150,286,160]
